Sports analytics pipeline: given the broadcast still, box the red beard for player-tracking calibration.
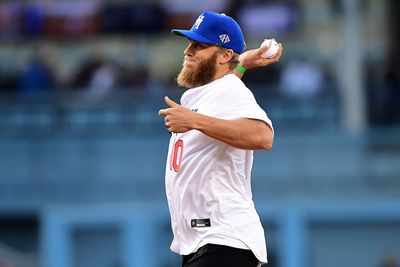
[177,52,218,88]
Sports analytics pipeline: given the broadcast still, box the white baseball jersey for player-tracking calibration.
[165,73,273,263]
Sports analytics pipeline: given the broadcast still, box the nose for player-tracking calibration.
[184,42,195,56]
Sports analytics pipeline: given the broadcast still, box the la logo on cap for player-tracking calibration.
[171,11,245,54]
[194,15,205,29]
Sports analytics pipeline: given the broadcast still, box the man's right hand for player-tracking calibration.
[158,96,196,133]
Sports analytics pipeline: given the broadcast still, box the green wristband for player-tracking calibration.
[236,64,246,74]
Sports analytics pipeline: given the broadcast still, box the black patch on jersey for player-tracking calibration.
[191,218,211,228]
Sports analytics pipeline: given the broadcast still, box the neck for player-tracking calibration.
[211,67,232,82]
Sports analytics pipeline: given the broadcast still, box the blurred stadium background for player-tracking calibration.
[0,0,399,267]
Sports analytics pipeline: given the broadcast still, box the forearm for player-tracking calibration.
[159,96,273,150]
[192,113,273,150]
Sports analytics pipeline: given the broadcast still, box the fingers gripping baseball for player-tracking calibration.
[158,96,195,133]
[262,43,283,64]
[239,43,283,70]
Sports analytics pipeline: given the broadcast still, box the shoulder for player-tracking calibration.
[221,73,245,87]
[217,74,253,96]
[225,74,257,101]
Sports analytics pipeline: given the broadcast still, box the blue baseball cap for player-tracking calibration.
[171,11,245,54]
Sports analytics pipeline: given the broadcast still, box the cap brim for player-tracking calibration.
[171,29,215,45]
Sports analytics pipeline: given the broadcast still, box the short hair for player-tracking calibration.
[218,47,240,71]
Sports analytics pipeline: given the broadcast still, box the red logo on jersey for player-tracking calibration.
[170,139,184,172]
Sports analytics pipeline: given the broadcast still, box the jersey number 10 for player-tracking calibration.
[170,139,184,172]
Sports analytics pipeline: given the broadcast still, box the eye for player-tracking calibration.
[189,41,209,50]
[194,43,205,49]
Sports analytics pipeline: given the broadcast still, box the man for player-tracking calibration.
[159,11,283,267]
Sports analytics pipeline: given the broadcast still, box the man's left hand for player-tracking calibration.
[239,43,283,70]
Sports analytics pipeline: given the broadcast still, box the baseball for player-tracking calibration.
[261,38,279,59]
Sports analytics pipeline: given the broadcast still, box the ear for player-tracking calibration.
[218,49,234,65]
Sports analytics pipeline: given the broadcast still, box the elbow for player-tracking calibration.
[263,142,273,151]
[259,124,274,150]
[260,137,273,150]
[247,121,274,150]
[257,133,273,150]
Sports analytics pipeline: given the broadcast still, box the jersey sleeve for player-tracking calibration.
[216,83,274,133]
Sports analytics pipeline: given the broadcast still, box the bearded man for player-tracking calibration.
[159,11,283,267]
